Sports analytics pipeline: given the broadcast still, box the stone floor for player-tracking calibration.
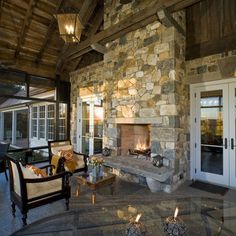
[1,169,236,236]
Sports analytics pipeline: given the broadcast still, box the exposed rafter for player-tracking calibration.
[157,8,185,36]
[62,0,187,63]
[69,5,104,72]
[56,0,99,74]
[168,0,201,12]
[14,0,37,58]
[91,43,106,54]
[35,0,64,64]
[79,0,98,26]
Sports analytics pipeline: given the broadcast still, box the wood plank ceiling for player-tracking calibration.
[0,0,201,80]
[0,0,104,79]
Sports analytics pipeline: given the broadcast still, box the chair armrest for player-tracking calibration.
[24,171,72,183]
[40,164,55,169]
[39,164,55,176]
[73,151,88,157]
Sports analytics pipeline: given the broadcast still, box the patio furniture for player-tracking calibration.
[0,142,10,181]
[76,172,116,204]
[48,140,88,174]
[7,156,71,226]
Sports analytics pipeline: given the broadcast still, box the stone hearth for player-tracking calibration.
[103,155,175,192]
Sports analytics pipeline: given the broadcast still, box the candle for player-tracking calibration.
[126,213,146,236]
[163,207,187,236]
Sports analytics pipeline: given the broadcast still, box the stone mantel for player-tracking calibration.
[107,117,162,125]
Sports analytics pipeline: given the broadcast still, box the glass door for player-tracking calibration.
[77,97,103,156]
[229,83,236,187]
[195,84,229,186]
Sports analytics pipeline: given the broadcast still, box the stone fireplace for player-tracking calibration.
[119,124,150,156]
[70,0,189,193]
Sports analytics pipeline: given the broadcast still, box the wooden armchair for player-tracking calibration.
[0,142,10,181]
[7,156,71,226]
[48,140,88,174]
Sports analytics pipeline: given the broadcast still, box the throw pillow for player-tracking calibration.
[20,163,41,179]
[26,165,48,178]
[59,149,74,162]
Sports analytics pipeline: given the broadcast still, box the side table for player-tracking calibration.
[76,172,116,204]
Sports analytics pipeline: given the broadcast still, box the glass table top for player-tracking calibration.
[77,171,115,184]
[13,197,236,235]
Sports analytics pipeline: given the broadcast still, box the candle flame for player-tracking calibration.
[174,208,179,219]
[135,213,142,222]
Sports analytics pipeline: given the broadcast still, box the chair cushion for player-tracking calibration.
[26,179,62,200]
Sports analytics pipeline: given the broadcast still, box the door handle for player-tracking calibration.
[224,138,228,149]
[231,138,236,150]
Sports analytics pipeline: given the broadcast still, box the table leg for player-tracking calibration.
[92,191,96,204]
[111,184,115,195]
[76,184,81,197]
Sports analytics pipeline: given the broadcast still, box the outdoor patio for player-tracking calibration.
[1,168,236,236]
[0,0,236,235]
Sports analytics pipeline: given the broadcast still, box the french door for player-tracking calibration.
[77,96,103,156]
[192,81,236,187]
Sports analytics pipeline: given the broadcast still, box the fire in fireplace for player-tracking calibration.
[128,147,151,159]
[119,124,151,158]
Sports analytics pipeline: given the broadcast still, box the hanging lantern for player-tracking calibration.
[54,11,84,43]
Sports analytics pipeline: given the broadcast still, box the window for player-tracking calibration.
[30,103,66,141]
[59,104,67,140]
[39,106,45,139]
[31,107,37,138]
[47,104,55,140]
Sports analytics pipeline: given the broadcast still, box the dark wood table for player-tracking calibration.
[76,172,116,204]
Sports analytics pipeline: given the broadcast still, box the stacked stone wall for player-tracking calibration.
[186,50,236,83]
[70,0,189,192]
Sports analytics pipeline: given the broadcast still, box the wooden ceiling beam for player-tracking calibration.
[62,0,180,61]
[0,56,56,78]
[86,4,104,37]
[79,0,98,27]
[35,0,64,64]
[91,43,106,54]
[63,0,201,62]
[168,0,201,12]
[14,0,37,58]
[73,56,83,71]
[62,3,103,72]
[56,0,99,74]
[157,8,186,36]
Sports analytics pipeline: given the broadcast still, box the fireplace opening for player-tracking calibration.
[119,124,151,158]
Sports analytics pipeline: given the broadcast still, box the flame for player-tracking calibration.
[135,139,147,151]
[174,208,179,219]
[135,213,142,223]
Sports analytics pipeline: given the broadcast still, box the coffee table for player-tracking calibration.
[76,172,116,204]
